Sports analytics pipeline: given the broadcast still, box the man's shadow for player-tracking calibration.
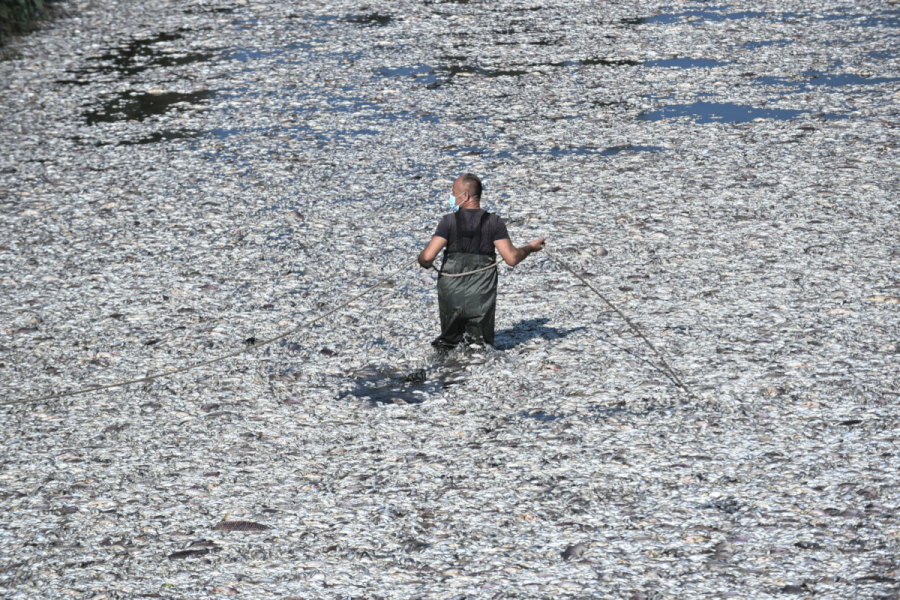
[493,318,586,350]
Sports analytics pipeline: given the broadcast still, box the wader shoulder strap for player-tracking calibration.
[440,211,493,275]
[454,210,471,252]
[475,210,490,255]
[453,210,492,255]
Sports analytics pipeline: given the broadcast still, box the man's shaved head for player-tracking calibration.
[457,173,483,199]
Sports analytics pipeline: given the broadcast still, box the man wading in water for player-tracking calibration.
[418,174,546,349]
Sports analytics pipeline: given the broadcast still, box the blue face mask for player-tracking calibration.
[449,192,464,212]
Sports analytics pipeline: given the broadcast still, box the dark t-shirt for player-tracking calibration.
[434,209,510,256]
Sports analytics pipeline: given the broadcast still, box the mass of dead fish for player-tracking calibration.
[1,0,898,597]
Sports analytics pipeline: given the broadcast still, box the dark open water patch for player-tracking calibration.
[643,58,730,69]
[445,65,530,79]
[757,72,900,89]
[345,13,394,26]
[548,58,641,68]
[84,90,214,125]
[183,6,236,14]
[382,58,639,87]
[643,9,798,24]
[640,102,845,123]
[117,130,203,146]
[60,31,215,80]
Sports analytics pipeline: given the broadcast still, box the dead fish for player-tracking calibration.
[561,542,587,560]
[213,520,269,532]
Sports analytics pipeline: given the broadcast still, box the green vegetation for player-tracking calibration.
[1,0,48,46]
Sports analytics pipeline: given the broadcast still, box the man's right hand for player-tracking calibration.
[527,238,547,253]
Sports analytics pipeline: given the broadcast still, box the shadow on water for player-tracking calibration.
[83,90,214,125]
[337,354,479,404]
[640,101,845,123]
[494,318,586,351]
[59,31,216,81]
[339,367,444,404]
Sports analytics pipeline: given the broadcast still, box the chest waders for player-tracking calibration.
[434,211,499,348]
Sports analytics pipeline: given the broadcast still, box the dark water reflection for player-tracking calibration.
[640,101,845,123]
[644,58,730,69]
[84,90,214,125]
[62,31,215,80]
[643,10,798,24]
[757,72,900,89]
[338,354,480,404]
[338,368,444,404]
[118,130,203,146]
[494,318,585,351]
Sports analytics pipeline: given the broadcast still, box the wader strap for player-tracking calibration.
[453,210,491,255]
[455,210,472,253]
[475,211,490,254]
[440,210,493,275]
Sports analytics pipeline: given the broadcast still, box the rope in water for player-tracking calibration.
[431,259,504,277]
[543,248,696,400]
[1,258,420,406]
[4,247,694,406]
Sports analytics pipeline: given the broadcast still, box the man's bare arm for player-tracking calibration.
[495,237,546,267]
[418,236,448,268]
